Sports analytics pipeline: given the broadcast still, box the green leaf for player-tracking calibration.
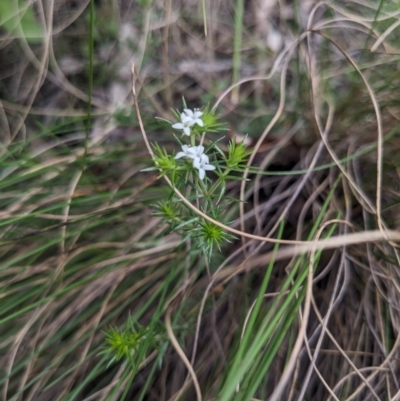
[217,180,226,204]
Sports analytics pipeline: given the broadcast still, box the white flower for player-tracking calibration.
[193,154,216,180]
[171,108,204,136]
[175,145,215,179]
[183,108,204,127]
[175,145,204,160]
[172,115,195,136]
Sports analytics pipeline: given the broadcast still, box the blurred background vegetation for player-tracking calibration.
[1,0,400,400]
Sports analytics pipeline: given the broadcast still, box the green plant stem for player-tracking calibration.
[231,0,244,103]
[208,167,232,195]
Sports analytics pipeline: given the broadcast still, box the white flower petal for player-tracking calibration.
[191,146,204,159]
[199,153,209,163]
[195,145,205,155]
[172,123,184,129]
[175,151,186,159]
[183,126,191,136]
[181,117,195,127]
[193,157,201,169]
[179,108,204,129]
[181,114,191,123]
[192,151,215,179]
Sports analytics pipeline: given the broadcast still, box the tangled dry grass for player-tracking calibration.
[1,0,400,400]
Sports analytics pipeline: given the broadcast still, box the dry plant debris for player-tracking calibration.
[1,0,400,400]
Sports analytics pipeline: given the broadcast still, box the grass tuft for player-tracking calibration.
[1,1,400,400]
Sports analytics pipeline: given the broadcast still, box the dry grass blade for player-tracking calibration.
[1,1,400,400]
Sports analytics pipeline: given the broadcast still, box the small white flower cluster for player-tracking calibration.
[172,108,215,180]
[175,144,215,180]
[172,108,204,136]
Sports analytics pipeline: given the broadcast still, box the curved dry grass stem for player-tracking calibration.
[211,32,308,111]
[237,51,291,240]
[298,223,353,401]
[3,304,49,401]
[130,29,400,392]
[308,2,386,234]
[165,308,202,401]
[61,169,82,253]
[162,0,173,108]
[131,63,400,249]
[371,17,400,52]
[3,1,400,398]
[268,218,340,401]
[252,120,302,235]
[314,30,384,226]
[310,289,387,401]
